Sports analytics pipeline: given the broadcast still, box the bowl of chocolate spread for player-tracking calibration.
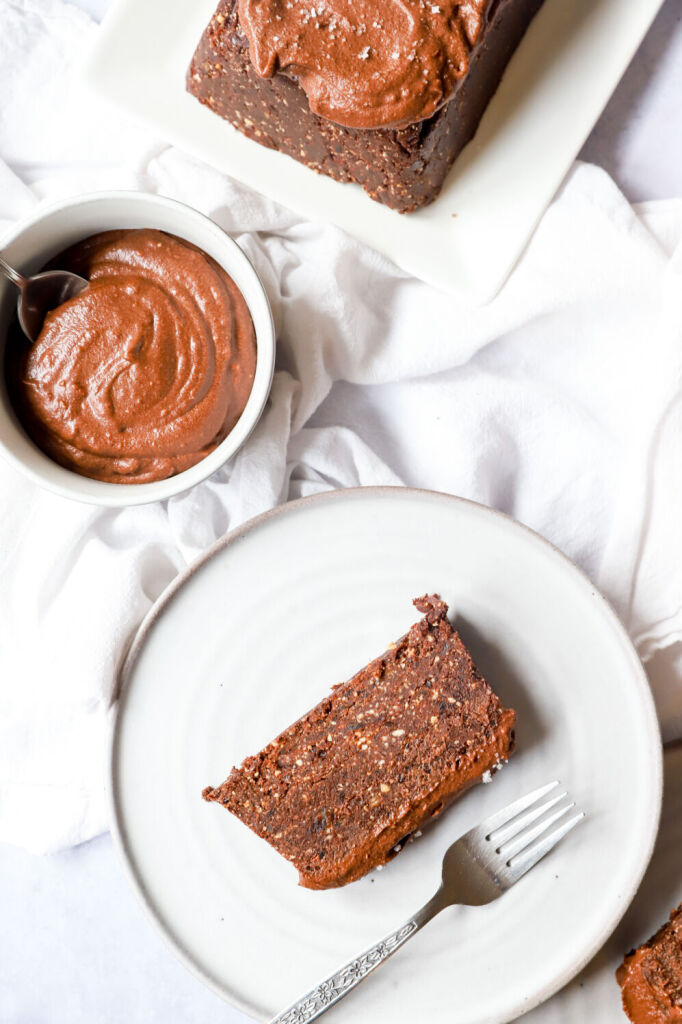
[0,192,275,506]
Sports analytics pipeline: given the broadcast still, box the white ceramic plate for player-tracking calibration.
[110,488,662,1024]
[81,0,664,302]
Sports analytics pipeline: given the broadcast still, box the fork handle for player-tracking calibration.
[270,889,446,1024]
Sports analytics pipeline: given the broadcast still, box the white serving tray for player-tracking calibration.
[82,0,664,302]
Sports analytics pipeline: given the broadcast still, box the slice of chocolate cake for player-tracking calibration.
[203,594,515,889]
[617,904,682,1023]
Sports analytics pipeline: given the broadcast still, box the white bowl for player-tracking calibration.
[0,191,275,506]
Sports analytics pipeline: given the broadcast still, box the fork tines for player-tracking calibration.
[475,781,584,882]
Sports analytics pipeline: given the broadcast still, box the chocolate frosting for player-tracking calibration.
[237,0,490,130]
[11,230,256,485]
[617,905,682,1024]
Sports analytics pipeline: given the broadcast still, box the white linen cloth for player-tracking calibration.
[0,0,681,855]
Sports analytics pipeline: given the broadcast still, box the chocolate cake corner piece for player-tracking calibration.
[617,904,682,1023]
[186,0,545,214]
[203,593,515,889]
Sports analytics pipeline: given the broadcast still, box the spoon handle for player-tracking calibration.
[0,254,27,289]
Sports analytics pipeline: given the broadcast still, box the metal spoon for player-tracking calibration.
[0,253,88,342]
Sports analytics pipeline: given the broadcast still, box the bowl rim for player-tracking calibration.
[0,190,276,507]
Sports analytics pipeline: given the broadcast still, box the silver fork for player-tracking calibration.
[271,781,584,1024]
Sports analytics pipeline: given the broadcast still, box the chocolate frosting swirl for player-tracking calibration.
[238,0,489,130]
[11,230,257,485]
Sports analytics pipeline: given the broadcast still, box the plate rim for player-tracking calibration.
[108,486,663,1023]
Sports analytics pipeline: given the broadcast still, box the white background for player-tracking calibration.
[1,2,681,1023]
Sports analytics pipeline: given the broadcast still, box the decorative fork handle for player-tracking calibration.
[270,890,445,1024]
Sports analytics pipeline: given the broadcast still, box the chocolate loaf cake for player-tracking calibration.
[617,904,682,1023]
[187,0,545,214]
[203,594,515,889]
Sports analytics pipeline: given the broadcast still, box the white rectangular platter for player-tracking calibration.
[82,0,664,302]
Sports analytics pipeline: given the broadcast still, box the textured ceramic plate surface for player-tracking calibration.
[110,488,662,1024]
[82,0,664,302]
[520,741,681,1023]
